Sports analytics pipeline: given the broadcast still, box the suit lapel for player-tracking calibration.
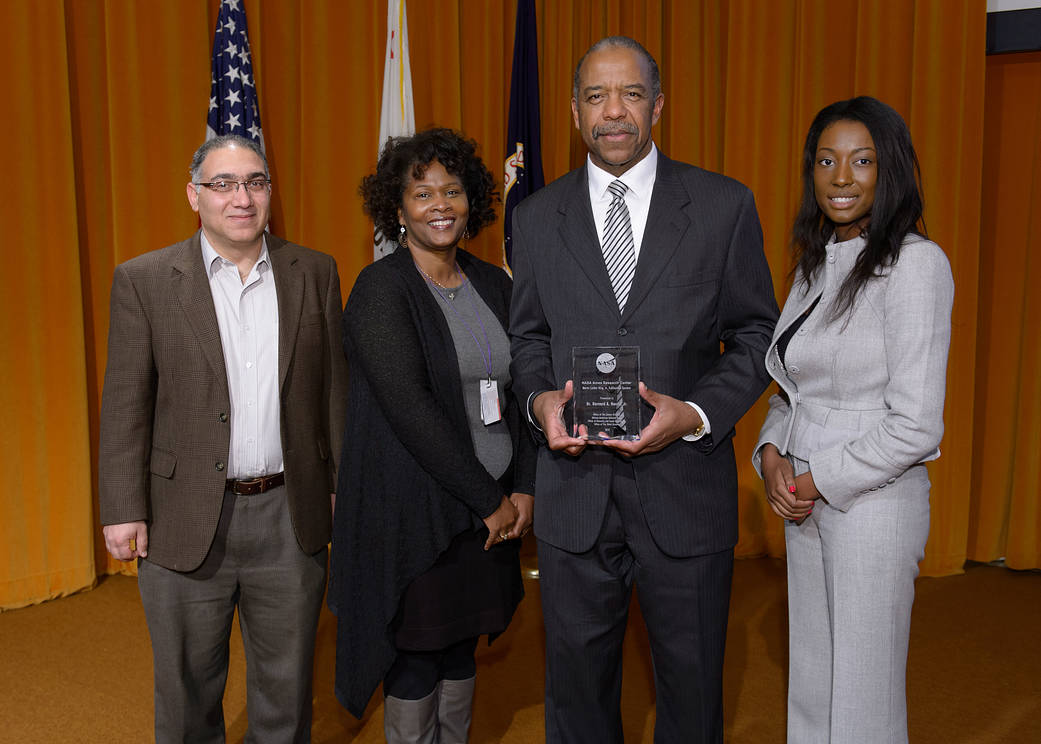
[172,232,229,391]
[269,235,303,391]
[557,166,620,315]
[622,155,690,322]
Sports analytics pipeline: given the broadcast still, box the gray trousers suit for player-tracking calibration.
[754,234,954,743]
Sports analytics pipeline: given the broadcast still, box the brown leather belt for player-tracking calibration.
[226,472,285,495]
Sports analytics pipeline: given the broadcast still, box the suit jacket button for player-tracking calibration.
[616,327,628,336]
[218,412,228,423]
[789,365,800,375]
[215,461,225,472]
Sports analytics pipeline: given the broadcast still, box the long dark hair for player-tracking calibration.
[792,96,926,318]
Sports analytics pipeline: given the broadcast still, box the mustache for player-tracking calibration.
[592,122,638,139]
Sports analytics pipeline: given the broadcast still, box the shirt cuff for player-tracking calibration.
[527,390,545,431]
[681,401,711,441]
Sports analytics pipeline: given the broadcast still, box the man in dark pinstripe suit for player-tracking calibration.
[509,37,777,743]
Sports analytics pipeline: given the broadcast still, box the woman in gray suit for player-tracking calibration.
[754,97,954,744]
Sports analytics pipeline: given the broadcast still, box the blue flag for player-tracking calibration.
[206,0,264,150]
[503,0,545,270]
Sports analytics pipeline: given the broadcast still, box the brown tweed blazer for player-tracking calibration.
[98,231,347,572]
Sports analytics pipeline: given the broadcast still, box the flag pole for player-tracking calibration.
[374,0,416,261]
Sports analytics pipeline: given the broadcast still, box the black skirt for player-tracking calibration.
[392,526,523,651]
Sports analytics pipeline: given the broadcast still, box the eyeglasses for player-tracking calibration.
[194,179,271,194]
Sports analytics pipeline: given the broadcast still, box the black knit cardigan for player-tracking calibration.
[329,246,536,717]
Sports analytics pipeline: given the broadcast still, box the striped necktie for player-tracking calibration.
[602,179,636,312]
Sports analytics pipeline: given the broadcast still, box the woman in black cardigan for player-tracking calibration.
[329,128,536,743]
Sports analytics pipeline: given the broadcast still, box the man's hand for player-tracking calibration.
[532,381,588,456]
[103,521,149,561]
[602,383,699,456]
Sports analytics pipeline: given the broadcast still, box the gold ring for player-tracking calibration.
[499,532,509,541]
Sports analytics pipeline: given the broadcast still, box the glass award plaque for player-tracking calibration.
[572,346,641,440]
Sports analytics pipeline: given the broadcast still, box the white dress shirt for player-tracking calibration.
[586,143,658,262]
[201,233,283,478]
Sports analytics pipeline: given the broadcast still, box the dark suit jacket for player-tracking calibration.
[509,153,778,557]
[99,231,347,572]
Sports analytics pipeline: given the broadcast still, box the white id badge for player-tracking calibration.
[480,379,501,425]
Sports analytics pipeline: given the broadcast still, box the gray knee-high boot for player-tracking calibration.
[437,676,475,744]
[383,688,440,744]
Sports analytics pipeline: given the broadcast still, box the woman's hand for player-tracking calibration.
[483,496,519,550]
[506,492,534,539]
[794,471,823,503]
[761,444,816,522]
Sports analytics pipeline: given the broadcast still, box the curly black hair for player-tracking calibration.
[360,127,499,243]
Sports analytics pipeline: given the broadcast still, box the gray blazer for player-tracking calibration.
[753,234,954,511]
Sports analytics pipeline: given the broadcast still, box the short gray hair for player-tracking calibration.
[189,135,268,183]
[572,36,662,101]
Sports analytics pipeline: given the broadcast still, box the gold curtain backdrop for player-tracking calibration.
[3,0,1035,610]
[972,50,1041,571]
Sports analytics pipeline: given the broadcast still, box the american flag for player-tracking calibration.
[206,0,264,149]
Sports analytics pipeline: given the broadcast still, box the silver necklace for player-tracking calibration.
[415,261,463,299]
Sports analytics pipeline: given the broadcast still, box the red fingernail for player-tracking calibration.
[788,486,796,493]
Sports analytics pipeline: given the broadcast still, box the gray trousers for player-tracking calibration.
[138,485,327,744]
[785,458,930,744]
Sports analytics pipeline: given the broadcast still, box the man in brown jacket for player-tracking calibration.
[99,134,346,743]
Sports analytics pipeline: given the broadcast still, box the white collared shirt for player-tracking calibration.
[201,233,283,478]
[586,143,658,262]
